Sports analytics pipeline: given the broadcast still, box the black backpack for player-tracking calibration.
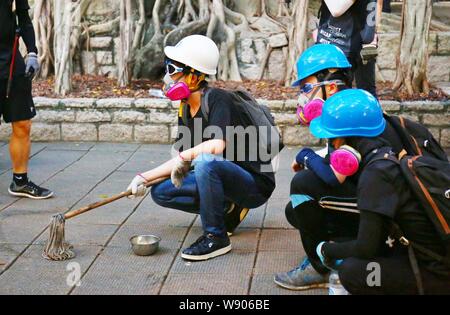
[384,114,448,162]
[198,88,284,159]
[372,152,450,294]
[372,115,450,293]
[383,114,449,258]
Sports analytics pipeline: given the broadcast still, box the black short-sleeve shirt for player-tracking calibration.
[175,88,276,198]
[357,156,447,265]
[317,0,376,57]
[0,0,31,79]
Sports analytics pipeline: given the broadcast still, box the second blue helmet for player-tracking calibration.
[292,44,352,87]
[309,89,386,139]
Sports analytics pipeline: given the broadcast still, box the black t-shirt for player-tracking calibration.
[358,154,447,270]
[317,0,376,57]
[174,88,276,198]
[0,0,32,79]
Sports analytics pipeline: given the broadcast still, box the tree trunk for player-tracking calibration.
[54,0,73,96]
[393,0,432,95]
[118,0,134,87]
[285,0,309,86]
[33,0,53,78]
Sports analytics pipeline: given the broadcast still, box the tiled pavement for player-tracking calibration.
[0,142,326,295]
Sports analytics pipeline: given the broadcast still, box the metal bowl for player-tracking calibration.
[130,235,161,256]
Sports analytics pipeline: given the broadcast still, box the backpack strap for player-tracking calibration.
[383,114,420,156]
[180,88,213,125]
[180,101,190,126]
[200,88,212,123]
[389,222,425,294]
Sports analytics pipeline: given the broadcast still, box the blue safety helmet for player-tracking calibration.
[292,44,352,87]
[309,89,386,139]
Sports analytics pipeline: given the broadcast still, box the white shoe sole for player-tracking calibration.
[181,244,232,261]
[273,277,328,291]
[8,189,54,200]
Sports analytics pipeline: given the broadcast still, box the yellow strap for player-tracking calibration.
[178,102,184,118]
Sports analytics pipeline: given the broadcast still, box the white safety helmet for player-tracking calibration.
[164,35,220,76]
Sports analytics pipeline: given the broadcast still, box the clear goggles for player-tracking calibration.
[165,60,185,76]
[299,80,344,94]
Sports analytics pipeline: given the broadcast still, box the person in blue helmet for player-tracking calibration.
[274,44,404,291]
[308,90,449,294]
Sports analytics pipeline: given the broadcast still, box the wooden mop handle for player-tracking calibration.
[63,177,168,220]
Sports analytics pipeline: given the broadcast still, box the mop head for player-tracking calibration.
[42,214,75,261]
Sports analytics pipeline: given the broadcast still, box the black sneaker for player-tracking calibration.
[181,234,231,261]
[224,203,249,236]
[8,181,54,200]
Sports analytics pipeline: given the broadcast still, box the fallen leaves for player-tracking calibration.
[32,74,449,101]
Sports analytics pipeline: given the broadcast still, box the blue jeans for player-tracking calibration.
[151,154,268,237]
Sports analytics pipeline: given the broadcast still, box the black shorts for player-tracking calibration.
[0,75,36,123]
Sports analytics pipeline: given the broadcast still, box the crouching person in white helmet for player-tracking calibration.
[127,35,276,261]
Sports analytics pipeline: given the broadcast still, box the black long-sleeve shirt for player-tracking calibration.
[321,154,448,275]
[323,210,386,260]
[0,0,37,78]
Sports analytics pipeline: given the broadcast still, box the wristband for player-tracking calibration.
[179,152,188,161]
[137,173,148,182]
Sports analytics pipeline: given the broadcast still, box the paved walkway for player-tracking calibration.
[0,142,326,295]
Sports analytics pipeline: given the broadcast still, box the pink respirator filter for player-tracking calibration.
[330,146,361,176]
[165,82,191,101]
[296,99,324,125]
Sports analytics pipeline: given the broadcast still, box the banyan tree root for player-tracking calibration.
[42,214,75,261]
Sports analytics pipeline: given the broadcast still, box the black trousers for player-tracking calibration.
[351,56,377,98]
[339,253,450,295]
[287,170,359,274]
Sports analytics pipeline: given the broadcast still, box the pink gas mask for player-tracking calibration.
[330,145,362,177]
[296,97,324,126]
[163,73,191,101]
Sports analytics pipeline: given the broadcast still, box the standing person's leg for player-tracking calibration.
[181,153,268,261]
[10,119,31,174]
[354,56,377,98]
[383,0,391,13]
[4,76,52,199]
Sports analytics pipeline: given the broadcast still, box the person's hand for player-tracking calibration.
[25,52,40,79]
[127,174,148,198]
[291,159,304,172]
[171,153,192,188]
[312,29,318,42]
[367,33,378,47]
[316,241,343,271]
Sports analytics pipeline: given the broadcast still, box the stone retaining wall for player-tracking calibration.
[76,31,450,83]
[0,98,448,148]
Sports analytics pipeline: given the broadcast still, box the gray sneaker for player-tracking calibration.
[274,257,329,291]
